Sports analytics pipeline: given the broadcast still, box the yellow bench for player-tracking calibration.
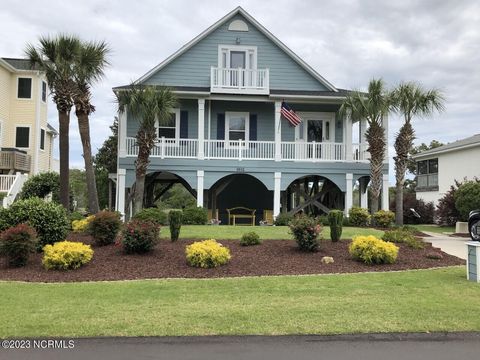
[227,207,256,226]
[263,210,273,225]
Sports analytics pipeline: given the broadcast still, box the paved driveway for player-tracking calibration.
[422,231,468,260]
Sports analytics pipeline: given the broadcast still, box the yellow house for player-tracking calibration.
[0,57,58,176]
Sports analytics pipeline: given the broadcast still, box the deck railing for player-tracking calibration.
[0,175,16,192]
[125,137,368,162]
[211,67,269,95]
[0,149,31,172]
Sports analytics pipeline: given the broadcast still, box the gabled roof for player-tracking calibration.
[412,134,480,159]
[1,57,42,71]
[136,6,338,92]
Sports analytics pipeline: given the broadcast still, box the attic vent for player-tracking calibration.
[228,19,249,32]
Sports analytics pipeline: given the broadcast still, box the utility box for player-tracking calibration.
[466,242,480,283]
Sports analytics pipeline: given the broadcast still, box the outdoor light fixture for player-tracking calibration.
[236,37,241,44]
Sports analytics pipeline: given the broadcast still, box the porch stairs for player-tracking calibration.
[0,173,28,208]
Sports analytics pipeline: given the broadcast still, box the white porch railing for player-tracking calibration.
[125,137,369,162]
[210,67,269,95]
[2,173,28,208]
[0,175,16,192]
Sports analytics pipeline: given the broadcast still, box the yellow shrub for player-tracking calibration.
[349,235,399,265]
[71,215,95,233]
[185,239,231,268]
[42,241,94,270]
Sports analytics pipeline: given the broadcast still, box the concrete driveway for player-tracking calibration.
[422,231,468,260]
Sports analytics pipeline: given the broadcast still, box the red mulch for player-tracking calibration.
[0,234,464,283]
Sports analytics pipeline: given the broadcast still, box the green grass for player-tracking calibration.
[413,224,455,234]
[159,225,384,240]
[0,267,479,337]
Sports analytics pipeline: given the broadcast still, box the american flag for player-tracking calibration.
[281,102,302,126]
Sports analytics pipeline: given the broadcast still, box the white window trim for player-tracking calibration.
[41,81,48,103]
[218,45,257,69]
[40,127,46,151]
[16,76,33,100]
[0,119,3,148]
[225,111,249,148]
[15,125,31,149]
[155,108,180,145]
[295,112,335,142]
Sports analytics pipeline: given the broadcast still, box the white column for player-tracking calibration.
[360,177,368,209]
[197,99,205,159]
[382,174,389,210]
[273,172,281,218]
[359,118,367,144]
[345,173,353,216]
[115,168,126,220]
[382,114,389,163]
[274,101,282,161]
[345,111,353,161]
[197,170,204,207]
[118,108,127,158]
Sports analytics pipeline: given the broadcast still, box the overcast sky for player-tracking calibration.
[1,0,479,183]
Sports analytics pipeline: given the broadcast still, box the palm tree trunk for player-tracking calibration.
[133,130,154,215]
[77,112,99,214]
[58,111,70,210]
[365,121,386,213]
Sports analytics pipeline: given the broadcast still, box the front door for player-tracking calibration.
[230,51,246,87]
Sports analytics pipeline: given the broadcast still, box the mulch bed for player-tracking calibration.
[0,234,465,283]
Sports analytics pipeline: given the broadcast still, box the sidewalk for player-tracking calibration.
[422,231,467,260]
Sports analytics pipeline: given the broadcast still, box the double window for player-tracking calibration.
[218,45,257,70]
[156,109,180,140]
[225,112,249,146]
[416,158,438,190]
[17,77,32,99]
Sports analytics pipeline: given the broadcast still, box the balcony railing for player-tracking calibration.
[125,137,369,162]
[0,149,31,172]
[210,67,269,95]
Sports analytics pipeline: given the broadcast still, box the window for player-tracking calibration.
[218,45,257,69]
[17,78,32,99]
[225,112,249,145]
[41,81,47,102]
[156,109,180,140]
[416,158,438,191]
[15,127,30,148]
[40,128,45,150]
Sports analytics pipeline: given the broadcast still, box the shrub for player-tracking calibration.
[436,183,461,226]
[348,207,370,227]
[72,215,95,233]
[182,206,208,225]
[372,210,395,228]
[19,172,60,202]
[186,239,231,268]
[121,220,160,254]
[389,193,434,224]
[289,215,322,252]
[0,224,37,267]
[69,211,85,222]
[454,181,480,221]
[42,241,93,270]
[168,210,182,242]
[274,213,293,226]
[382,228,424,249]
[328,210,343,242]
[349,235,399,265]
[133,207,168,226]
[0,198,69,248]
[89,211,122,246]
[317,215,329,226]
[240,231,261,246]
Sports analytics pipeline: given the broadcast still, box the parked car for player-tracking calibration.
[468,210,480,241]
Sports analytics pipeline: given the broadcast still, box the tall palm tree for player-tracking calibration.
[340,79,392,213]
[116,85,177,215]
[72,40,110,214]
[25,35,81,210]
[391,82,445,225]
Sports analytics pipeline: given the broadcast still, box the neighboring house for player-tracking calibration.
[114,7,389,223]
[413,134,480,206]
[0,57,58,205]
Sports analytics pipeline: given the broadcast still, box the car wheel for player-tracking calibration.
[470,219,480,241]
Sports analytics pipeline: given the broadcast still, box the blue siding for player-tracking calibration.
[143,14,329,91]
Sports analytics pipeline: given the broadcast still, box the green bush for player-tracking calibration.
[0,224,37,267]
[382,228,424,249]
[182,206,208,225]
[328,210,343,242]
[89,211,122,246]
[348,207,370,227]
[121,220,160,254]
[19,172,60,202]
[349,235,399,265]
[454,181,480,221]
[317,215,329,226]
[69,211,85,222]
[240,231,261,246]
[274,213,293,226]
[372,210,395,228]
[289,215,322,252]
[133,207,168,226]
[0,198,68,248]
[168,210,182,242]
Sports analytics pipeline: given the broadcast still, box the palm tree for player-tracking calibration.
[25,35,81,210]
[391,82,445,225]
[116,85,177,215]
[72,40,110,214]
[340,79,392,213]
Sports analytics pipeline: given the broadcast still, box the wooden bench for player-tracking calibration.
[263,210,273,225]
[227,207,256,226]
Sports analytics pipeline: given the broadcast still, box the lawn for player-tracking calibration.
[413,224,455,234]
[159,225,384,240]
[0,267,478,337]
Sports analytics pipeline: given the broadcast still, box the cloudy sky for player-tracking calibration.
[1,0,479,183]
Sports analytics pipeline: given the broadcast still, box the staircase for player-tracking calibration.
[0,173,28,208]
